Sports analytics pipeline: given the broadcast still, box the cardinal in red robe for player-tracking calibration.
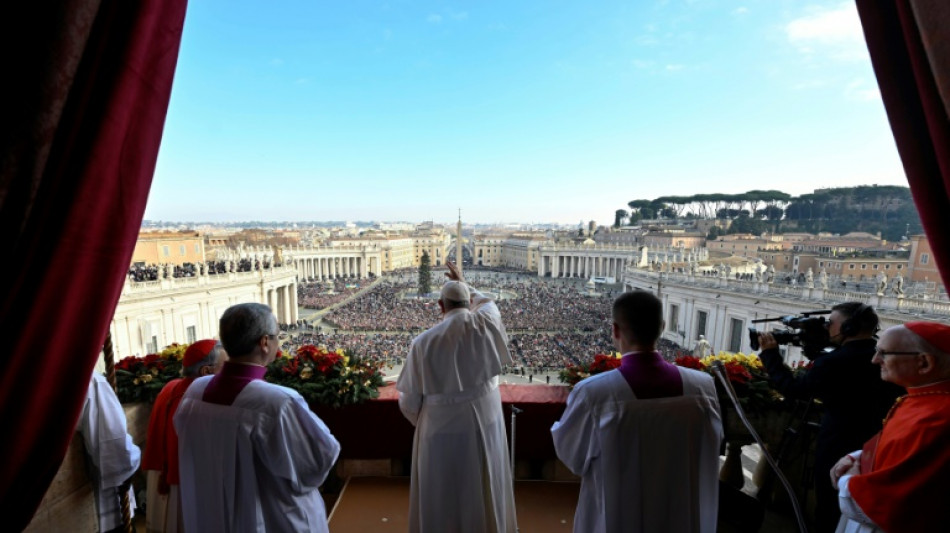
[831,321,950,533]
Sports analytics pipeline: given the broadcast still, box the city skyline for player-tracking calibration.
[145,1,907,225]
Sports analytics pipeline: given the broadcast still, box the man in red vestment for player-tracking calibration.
[141,339,226,532]
[831,321,950,532]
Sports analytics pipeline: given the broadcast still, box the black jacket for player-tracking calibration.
[759,338,904,468]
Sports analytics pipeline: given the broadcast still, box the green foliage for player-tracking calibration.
[418,251,432,296]
[621,186,922,239]
[265,346,385,409]
[614,209,628,227]
[114,344,188,403]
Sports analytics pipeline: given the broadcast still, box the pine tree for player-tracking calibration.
[418,251,432,296]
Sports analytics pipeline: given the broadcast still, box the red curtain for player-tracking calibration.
[0,1,187,529]
[856,0,950,290]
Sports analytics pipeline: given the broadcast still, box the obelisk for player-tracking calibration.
[456,209,463,277]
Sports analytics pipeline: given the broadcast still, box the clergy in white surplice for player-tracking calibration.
[397,261,517,533]
[78,372,141,533]
[552,290,723,533]
[174,303,340,532]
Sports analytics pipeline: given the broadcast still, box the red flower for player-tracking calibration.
[296,345,320,362]
[674,356,706,370]
[287,359,301,375]
[723,362,752,385]
[314,352,342,374]
[589,354,621,373]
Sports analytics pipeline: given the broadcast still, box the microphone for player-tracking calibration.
[511,405,523,414]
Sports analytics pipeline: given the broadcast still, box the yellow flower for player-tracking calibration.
[300,366,313,380]
[133,378,140,385]
[150,368,159,376]
[141,374,153,383]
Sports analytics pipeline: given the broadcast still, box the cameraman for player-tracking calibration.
[757,302,903,533]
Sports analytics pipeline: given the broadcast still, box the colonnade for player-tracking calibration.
[265,283,297,325]
[539,254,628,279]
[293,254,378,280]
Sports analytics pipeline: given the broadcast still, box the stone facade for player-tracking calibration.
[622,267,950,363]
[110,265,298,360]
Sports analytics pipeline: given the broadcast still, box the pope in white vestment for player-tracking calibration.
[553,363,722,533]
[397,267,517,533]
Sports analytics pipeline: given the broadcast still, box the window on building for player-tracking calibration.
[146,336,158,355]
[696,311,708,339]
[849,264,855,270]
[163,245,170,257]
[873,264,878,270]
[861,264,867,270]
[186,326,196,344]
[729,318,744,353]
[669,304,679,333]
[921,253,930,265]
[180,245,186,256]
[194,243,200,253]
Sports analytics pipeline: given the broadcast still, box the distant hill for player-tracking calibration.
[615,186,923,241]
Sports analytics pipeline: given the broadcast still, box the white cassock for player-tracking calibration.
[174,378,340,532]
[551,368,723,533]
[397,288,517,533]
[77,373,141,532]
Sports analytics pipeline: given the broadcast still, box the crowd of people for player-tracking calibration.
[127,258,276,281]
[298,279,369,310]
[282,331,411,365]
[323,275,618,334]
[300,270,689,372]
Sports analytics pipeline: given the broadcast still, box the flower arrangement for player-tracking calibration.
[114,344,186,403]
[558,353,622,387]
[674,351,783,413]
[266,344,386,408]
[114,342,386,409]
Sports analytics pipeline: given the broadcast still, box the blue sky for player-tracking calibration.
[146,0,906,225]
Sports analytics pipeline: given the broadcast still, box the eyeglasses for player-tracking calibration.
[874,349,921,359]
[264,333,278,340]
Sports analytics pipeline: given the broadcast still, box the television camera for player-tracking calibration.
[748,310,832,360]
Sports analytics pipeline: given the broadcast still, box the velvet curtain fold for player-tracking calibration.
[856,0,950,290]
[0,1,187,530]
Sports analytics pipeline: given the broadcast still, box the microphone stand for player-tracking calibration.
[510,405,523,532]
[510,405,523,472]
[711,361,807,533]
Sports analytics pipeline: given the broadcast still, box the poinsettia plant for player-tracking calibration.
[265,344,386,408]
[114,343,187,403]
[558,353,622,387]
[674,352,784,413]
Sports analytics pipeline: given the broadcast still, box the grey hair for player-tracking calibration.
[182,342,224,377]
[220,303,275,357]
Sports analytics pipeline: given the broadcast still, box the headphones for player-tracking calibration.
[839,303,877,338]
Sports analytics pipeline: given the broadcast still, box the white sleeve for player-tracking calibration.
[79,375,142,489]
[396,341,423,426]
[551,385,599,476]
[255,394,341,492]
[838,475,879,528]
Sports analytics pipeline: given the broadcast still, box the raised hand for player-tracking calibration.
[445,261,464,283]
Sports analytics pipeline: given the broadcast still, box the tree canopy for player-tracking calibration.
[620,186,922,240]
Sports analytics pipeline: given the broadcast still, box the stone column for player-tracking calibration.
[290,282,298,322]
[284,285,293,324]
